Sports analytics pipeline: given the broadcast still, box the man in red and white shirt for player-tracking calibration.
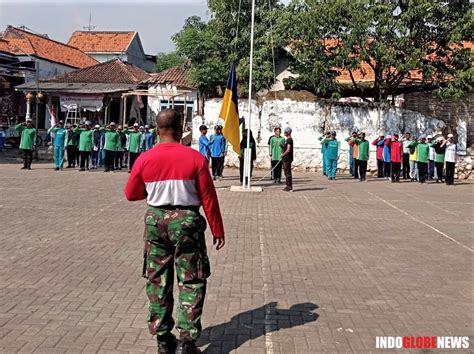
[125,109,225,354]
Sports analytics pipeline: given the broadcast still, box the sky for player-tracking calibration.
[0,0,210,54]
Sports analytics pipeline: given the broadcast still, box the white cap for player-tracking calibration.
[386,135,391,139]
[109,122,116,126]
[94,124,100,128]
[447,133,454,138]
[133,123,139,127]
[145,125,150,129]
[26,118,32,122]
[426,135,433,139]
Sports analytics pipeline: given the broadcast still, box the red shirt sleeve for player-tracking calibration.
[124,158,147,201]
[195,156,225,238]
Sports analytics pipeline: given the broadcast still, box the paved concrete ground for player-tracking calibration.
[0,161,472,353]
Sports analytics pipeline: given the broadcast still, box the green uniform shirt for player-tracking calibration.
[352,138,369,161]
[431,143,445,163]
[66,130,79,146]
[76,129,94,152]
[124,129,142,153]
[15,124,36,150]
[270,136,285,161]
[411,142,429,163]
[100,128,119,151]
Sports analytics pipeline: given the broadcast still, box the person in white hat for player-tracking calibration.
[426,135,435,179]
[441,133,457,185]
[91,124,102,169]
[14,118,36,170]
[99,122,119,172]
[123,122,143,172]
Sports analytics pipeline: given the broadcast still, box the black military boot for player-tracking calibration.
[176,338,201,354]
[157,333,177,354]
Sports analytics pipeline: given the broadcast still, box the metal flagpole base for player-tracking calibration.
[230,185,263,193]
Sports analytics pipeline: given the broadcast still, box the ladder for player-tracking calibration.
[64,104,81,126]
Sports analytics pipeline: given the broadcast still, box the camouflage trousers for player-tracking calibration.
[143,206,210,340]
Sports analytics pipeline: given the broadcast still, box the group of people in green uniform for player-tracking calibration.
[319,130,459,185]
[15,119,158,172]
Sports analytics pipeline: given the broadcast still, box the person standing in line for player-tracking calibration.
[124,109,225,354]
[15,118,36,170]
[124,123,143,173]
[239,129,257,184]
[47,120,67,171]
[91,125,102,169]
[410,136,430,184]
[269,127,285,183]
[388,134,403,183]
[441,133,457,186]
[346,131,357,176]
[0,126,5,152]
[115,125,126,170]
[409,136,418,182]
[427,135,435,180]
[267,130,275,180]
[382,135,392,180]
[431,137,446,183]
[372,133,385,178]
[401,132,412,179]
[198,125,211,162]
[65,124,78,168]
[144,125,154,151]
[76,121,94,171]
[319,131,330,176]
[320,131,340,180]
[209,125,226,181]
[100,122,119,172]
[139,126,147,153]
[351,132,369,182]
[346,132,359,179]
[281,127,294,192]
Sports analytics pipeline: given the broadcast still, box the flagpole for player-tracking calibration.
[244,0,256,189]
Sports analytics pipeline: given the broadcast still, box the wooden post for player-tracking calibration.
[122,95,127,126]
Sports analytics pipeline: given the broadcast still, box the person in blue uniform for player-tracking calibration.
[48,120,67,170]
[320,131,340,180]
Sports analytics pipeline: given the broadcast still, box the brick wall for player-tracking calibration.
[402,92,474,148]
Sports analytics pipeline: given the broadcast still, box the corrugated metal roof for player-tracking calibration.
[143,64,195,89]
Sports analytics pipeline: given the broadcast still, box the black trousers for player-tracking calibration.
[239,157,254,183]
[391,162,401,182]
[435,161,444,182]
[67,146,77,167]
[211,157,223,177]
[377,159,384,177]
[129,152,140,171]
[218,156,225,176]
[115,151,123,169]
[402,153,410,179]
[383,161,391,178]
[418,162,428,183]
[104,150,115,171]
[22,149,33,168]
[353,158,359,179]
[79,151,90,170]
[359,160,368,181]
[271,160,282,181]
[445,161,455,185]
[283,161,292,189]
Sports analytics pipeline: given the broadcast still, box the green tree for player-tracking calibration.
[155,52,185,73]
[173,1,285,97]
[280,0,473,102]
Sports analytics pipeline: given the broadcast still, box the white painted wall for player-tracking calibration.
[193,98,449,173]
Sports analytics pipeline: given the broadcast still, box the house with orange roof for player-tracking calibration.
[0,26,98,127]
[68,31,156,73]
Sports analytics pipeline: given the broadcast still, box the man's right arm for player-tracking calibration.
[124,158,147,201]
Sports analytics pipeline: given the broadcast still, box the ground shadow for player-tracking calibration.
[198,302,319,354]
[293,187,326,192]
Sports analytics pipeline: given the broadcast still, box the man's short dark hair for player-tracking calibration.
[156,109,182,132]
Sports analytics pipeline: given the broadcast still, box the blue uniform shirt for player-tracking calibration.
[53,128,67,148]
[199,135,211,159]
[210,134,226,158]
[325,139,340,160]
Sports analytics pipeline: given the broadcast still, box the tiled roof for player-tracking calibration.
[142,64,194,88]
[0,39,11,53]
[291,39,474,85]
[47,58,150,84]
[2,26,98,69]
[68,31,136,53]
